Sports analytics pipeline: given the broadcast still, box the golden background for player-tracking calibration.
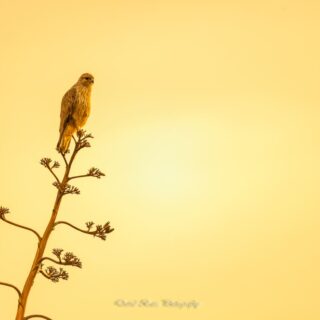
[0,0,319,319]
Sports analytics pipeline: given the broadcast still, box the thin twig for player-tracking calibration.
[54,220,113,240]
[38,256,81,268]
[47,166,61,185]
[38,271,51,280]
[0,217,41,241]
[68,144,80,170]
[54,221,92,236]
[0,282,22,298]
[24,315,52,320]
[38,257,65,266]
[61,153,68,167]
[68,174,90,180]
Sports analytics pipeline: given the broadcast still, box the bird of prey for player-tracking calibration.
[57,73,94,153]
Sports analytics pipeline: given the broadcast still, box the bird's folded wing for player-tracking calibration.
[59,86,76,134]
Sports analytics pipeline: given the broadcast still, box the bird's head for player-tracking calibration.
[78,73,94,87]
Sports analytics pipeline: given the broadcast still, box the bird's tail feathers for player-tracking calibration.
[57,133,72,154]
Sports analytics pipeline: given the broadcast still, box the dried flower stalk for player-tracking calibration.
[0,130,114,320]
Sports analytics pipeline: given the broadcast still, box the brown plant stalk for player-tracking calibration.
[0,130,114,320]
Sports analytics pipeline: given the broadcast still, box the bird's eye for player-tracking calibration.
[85,77,90,80]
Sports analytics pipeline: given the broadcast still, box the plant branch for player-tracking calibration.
[54,220,86,234]
[64,131,88,170]
[69,167,105,181]
[13,130,113,319]
[0,209,41,242]
[38,257,67,266]
[24,315,52,320]
[61,153,68,167]
[68,174,89,180]
[47,166,61,186]
[0,282,22,298]
[39,266,69,282]
[54,220,114,240]
[38,270,51,280]
[39,250,82,268]
[52,182,80,195]
[68,140,81,169]
[40,158,61,186]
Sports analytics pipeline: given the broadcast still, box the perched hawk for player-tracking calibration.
[57,73,94,153]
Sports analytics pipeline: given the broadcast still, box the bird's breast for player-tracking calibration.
[74,86,91,128]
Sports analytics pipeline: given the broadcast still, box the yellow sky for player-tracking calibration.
[0,0,320,319]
